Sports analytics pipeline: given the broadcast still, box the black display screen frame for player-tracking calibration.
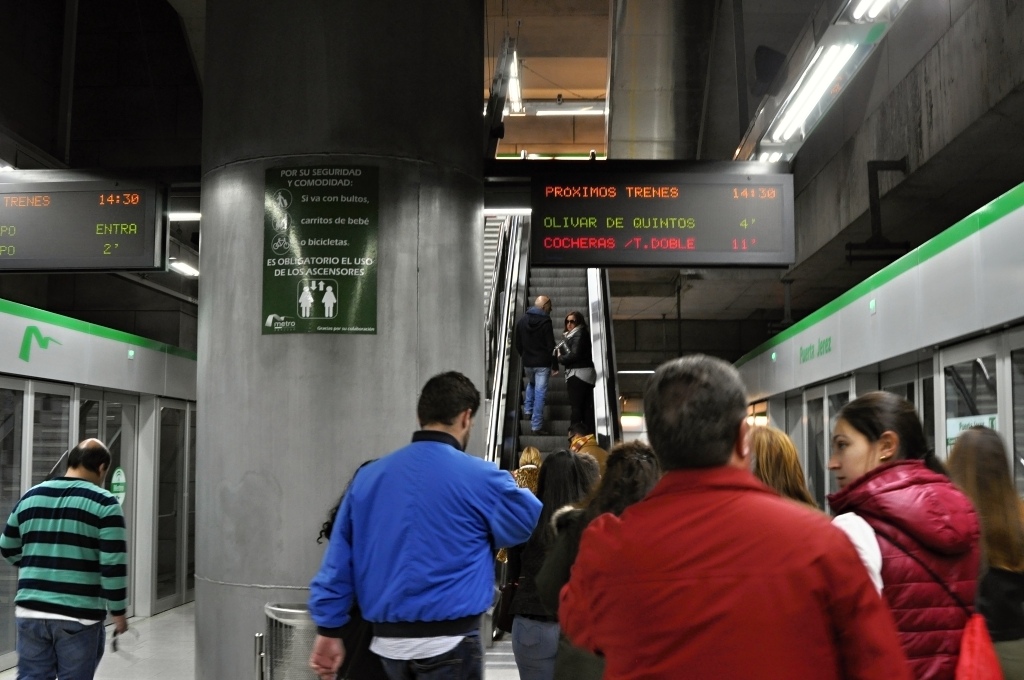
[529,166,795,267]
[0,176,167,272]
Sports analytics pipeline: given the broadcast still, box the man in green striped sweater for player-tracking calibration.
[1,438,128,680]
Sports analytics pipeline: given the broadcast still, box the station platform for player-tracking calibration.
[0,604,521,679]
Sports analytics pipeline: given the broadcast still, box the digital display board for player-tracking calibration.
[0,176,166,271]
[531,171,794,266]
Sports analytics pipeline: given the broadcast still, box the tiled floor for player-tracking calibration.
[0,605,522,679]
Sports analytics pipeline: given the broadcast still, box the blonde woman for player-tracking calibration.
[748,426,818,508]
[498,447,542,564]
[514,446,542,495]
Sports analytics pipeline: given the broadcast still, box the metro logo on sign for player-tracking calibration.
[18,325,61,362]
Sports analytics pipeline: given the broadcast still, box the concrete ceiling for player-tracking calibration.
[163,0,1024,334]
[481,0,821,322]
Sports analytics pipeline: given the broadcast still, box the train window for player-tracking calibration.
[806,397,825,510]
[785,395,804,475]
[1011,350,1024,495]
[31,390,71,486]
[921,375,935,456]
[0,385,24,658]
[944,355,998,454]
[827,390,850,504]
[79,397,101,440]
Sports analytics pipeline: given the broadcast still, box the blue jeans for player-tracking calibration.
[523,367,551,432]
[511,616,559,680]
[380,633,483,680]
[16,618,105,680]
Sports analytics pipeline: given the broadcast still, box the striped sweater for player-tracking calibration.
[0,477,127,620]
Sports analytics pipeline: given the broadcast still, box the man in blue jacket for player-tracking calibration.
[309,371,542,680]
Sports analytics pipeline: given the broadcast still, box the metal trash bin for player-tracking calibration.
[261,603,319,679]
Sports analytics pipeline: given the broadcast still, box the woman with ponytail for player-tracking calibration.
[827,391,980,680]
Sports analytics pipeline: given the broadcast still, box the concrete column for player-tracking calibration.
[196,3,483,677]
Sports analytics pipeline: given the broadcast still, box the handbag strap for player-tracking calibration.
[864,517,972,614]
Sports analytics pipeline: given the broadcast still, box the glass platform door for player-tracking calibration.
[153,400,196,614]
[79,390,138,618]
[0,378,25,670]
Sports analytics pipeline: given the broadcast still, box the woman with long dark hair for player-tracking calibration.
[555,311,596,434]
[508,450,597,680]
[948,426,1024,678]
[827,391,980,680]
[535,441,662,680]
[317,460,387,680]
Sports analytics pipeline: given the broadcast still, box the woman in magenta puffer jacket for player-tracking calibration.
[827,391,980,680]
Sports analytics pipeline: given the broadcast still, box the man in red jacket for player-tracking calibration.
[559,355,912,680]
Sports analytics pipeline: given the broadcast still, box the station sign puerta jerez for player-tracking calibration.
[530,168,795,267]
[0,173,166,271]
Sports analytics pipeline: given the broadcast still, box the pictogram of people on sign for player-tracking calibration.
[297,280,339,319]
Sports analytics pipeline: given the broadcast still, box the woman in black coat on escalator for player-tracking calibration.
[555,311,596,434]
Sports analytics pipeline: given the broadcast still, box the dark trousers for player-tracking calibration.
[566,376,595,434]
[380,632,483,680]
[16,618,105,680]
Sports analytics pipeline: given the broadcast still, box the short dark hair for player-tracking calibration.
[567,422,589,438]
[643,355,747,470]
[416,371,481,426]
[67,438,112,474]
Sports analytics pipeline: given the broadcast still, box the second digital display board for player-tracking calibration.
[531,171,794,266]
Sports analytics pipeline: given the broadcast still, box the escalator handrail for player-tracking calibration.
[587,268,622,446]
[484,217,515,381]
[484,216,528,466]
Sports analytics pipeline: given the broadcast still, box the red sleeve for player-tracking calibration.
[822,530,913,680]
[558,513,617,653]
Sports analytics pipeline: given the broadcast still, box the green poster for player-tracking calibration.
[262,166,378,334]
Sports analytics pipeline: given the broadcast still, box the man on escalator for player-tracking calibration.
[514,295,559,435]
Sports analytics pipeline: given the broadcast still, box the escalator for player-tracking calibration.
[517,267,588,455]
[484,217,620,469]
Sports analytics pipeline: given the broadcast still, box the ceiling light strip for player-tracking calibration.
[866,0,891,19]
[774,44,858,142]
[507,51,523,115]
[535,109,604,117]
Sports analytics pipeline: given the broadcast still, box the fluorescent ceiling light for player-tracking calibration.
[759,152,770,161]
[772,44,857,142]
[535,108,604,117]
[866,0,890,19]
[852,0,875,20]
[169,261,200,277]
[768,152,782,162]
[168,211,202,222]
[507,50,523,115]
[483,208,532,216]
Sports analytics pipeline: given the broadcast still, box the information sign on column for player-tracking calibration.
[262,166,378,335]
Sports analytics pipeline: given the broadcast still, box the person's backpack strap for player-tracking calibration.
[866,519,971,613]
